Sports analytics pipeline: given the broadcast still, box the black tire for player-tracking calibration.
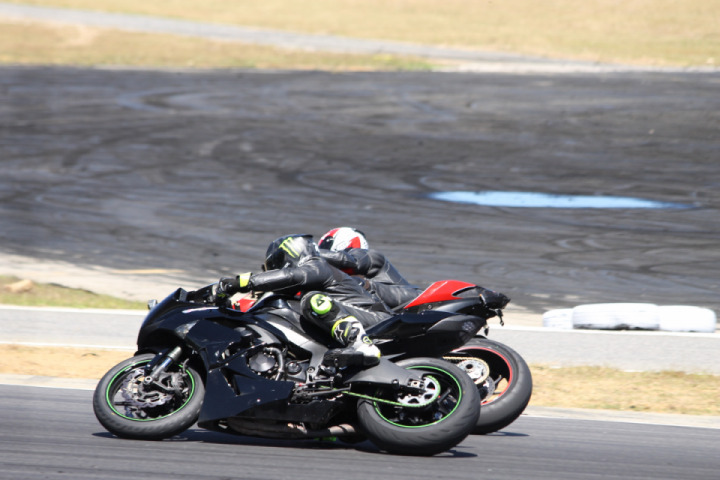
[356,357,480,456]
[446,337,533,434]
[93,353,204,440]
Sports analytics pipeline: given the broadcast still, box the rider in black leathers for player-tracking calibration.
[318,227,510,311]
[319,247,421,309]
[318,227,421,309]
[218,231,508,365]
[216,234,388,366]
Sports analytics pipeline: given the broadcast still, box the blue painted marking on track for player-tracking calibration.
[428,191,692,209]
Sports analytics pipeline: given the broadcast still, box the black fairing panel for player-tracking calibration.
[366,310,454,338]
[368,311,483,357]
[197,368,295,426]
[136,289,206,347]
[228,399,344,424]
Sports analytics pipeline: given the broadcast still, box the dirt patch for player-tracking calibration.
[3,345,719,416]
[530,365,720,417]
[0,345,132,379]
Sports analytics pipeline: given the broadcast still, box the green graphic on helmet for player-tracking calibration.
[265,234,316,270]
[279,237,300,258]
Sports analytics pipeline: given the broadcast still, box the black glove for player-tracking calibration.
[216,272,252,297]
[479,288,510,309]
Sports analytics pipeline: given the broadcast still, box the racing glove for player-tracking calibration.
[217,272,252,297]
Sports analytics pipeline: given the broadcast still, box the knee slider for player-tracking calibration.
[310,293,334,316]
[302,292,339,321]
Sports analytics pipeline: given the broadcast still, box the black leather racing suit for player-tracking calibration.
[245,255,391,327]
[319,248,421,309]
[318,249,512,315]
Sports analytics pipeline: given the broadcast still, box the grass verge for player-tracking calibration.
[6,0,720,67]
[531,365,720,416]
[0,18,434,70]
[0,275,146,309]
[1,275,718,416]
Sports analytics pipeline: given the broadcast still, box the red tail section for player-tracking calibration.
[404,280,477,309]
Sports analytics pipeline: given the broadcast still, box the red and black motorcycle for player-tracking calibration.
[238,279,533,435]
[381,280,532,434]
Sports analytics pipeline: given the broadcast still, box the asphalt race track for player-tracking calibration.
[2,63,720,479]
[1,384,718,480]
[2,65,720,316]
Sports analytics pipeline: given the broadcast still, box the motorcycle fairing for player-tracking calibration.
[367,310,485,357]
[137,289,210,347]
[183,306,355,428]
[197,368,295,428]
[403,280,477,309]
[367,310,456,338]
[427,314,485,336]
[188,319,297,426]
[226,398,346,426]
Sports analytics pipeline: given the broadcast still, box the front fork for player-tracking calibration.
[143,346,183,386]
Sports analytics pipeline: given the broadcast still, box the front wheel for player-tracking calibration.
[93,353,204,440]
[446,337,533,434]
[356,357,480,456]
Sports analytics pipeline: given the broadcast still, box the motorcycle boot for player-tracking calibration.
[301,292,381,368]
[324,315,381,368]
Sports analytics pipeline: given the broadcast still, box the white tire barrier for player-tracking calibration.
[542,309,573,329]
[542,303,717,332]
[658,306,717,333]
[572,303,660,330]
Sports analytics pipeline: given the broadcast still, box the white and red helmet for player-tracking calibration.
[318,227,369,251]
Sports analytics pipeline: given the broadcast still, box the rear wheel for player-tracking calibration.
[356,357,480,456]
[93,353,204,440]
[446,337,532,434]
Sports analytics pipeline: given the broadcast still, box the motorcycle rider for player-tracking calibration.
[318,227,421,309]
[215,234,388,367]
[318,227,510,310]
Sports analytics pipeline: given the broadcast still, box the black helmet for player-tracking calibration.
[264,234,318,270]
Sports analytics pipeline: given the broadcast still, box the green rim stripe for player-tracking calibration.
[105,359,196,422]
[370,365,462,429]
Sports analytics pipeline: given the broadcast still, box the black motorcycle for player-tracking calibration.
[93,284,482,456]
